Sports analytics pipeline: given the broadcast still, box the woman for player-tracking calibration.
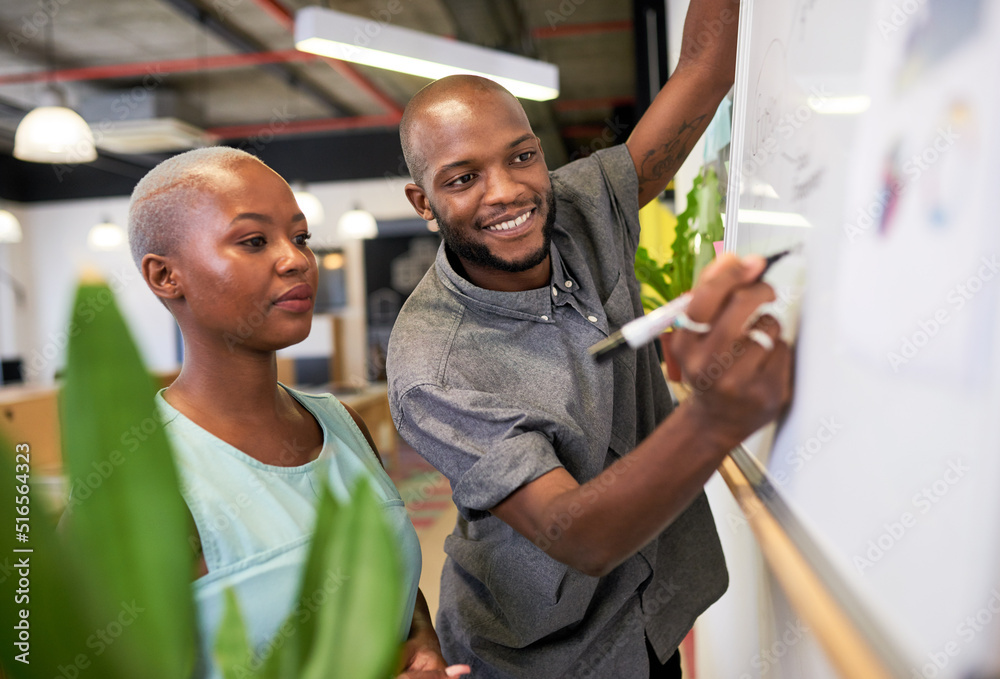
[128,146,468,678]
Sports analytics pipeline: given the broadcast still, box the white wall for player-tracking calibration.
[4,174,419,387]
[0,203,33,363]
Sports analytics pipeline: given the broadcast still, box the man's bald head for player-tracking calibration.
[399,75,530,187]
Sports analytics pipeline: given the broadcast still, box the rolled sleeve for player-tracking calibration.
[395,384,563,521]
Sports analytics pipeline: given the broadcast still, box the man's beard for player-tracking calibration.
[432,190,557,274]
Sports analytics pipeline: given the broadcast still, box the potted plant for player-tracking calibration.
[1,279,404,679]
[634,166,725,382]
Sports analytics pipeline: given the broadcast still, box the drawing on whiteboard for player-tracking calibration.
[876,146,903,236]
[792,0,820,42]
[836,95,993,382]
[748,39,788,176]
[896,0,984,91]
[921,102,974,231]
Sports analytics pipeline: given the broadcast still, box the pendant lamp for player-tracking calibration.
[292,184,326,228]
[13,20,96,164]
[87,217,125,251]
[0,210,22,243]
[337,208,378,240]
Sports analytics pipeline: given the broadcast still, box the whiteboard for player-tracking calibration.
[725,0,1000,676]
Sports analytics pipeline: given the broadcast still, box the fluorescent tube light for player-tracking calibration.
[807,95,871,115]
[738,210,812,228]
[295,6,559,101]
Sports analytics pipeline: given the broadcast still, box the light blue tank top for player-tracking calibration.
[156,386,421,678]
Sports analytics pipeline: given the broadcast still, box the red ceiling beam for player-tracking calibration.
[246,0,403,118]
[0,49,314,86]
[206,113,400,139]
[531,20,632,40]
[316,57,403,120]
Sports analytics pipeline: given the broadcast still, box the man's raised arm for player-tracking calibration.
[626,0,740,208]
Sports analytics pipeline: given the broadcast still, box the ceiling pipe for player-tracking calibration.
[159,0,348,116]
[0,49,316,86]
[207,113,400,139]
[531,20,633,40]
[0,9,636,147]
[0,9,631,128]
[0,47,403,130]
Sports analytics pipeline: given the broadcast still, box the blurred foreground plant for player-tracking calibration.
[1,280,402,679]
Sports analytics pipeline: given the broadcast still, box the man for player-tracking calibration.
[387,1,790,677]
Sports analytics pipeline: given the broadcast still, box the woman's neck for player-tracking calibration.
[164,334,285,423]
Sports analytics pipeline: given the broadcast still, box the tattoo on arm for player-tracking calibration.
[637,114,709,195]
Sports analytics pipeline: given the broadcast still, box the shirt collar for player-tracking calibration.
[434,240,578,323]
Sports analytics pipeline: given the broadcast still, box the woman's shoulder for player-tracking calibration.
[281,385,346,419]
[281,385,370,452]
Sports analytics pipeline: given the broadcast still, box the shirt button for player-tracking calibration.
[564,280,573,288]
[552,286,559,297]
[588,315,598,323]
[540,315,549,321]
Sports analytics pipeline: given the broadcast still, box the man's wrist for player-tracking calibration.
[669,397,745,457]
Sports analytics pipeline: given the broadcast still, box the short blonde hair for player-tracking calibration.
[127,146,266,269]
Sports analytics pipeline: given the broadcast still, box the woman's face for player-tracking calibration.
[172,160,319,355]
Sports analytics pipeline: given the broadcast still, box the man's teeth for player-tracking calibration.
[486,210,531,231]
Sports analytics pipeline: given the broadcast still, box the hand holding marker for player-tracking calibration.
[589,247,800,362]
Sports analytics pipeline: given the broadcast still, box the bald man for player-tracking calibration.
[386,2,790,677]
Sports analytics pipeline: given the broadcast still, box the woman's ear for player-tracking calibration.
[142,254,183,302]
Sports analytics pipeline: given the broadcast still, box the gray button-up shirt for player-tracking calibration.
[387,145,727,679]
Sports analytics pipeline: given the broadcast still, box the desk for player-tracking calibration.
[0,384,61,476]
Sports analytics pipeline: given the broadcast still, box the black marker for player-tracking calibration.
[589,246,800,362]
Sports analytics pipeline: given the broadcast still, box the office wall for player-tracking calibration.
[1,174,418,387]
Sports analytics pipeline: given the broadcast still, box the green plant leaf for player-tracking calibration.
[635,246,673,312]
[692,166,725,280]
[59,281,195,678]
[214,589,255,679]
[698,167,725,243]
[668,183,697,301]
[0,435,123,679]
[285,478,340,671]
[641,293,667,313]
[299,480,403,679]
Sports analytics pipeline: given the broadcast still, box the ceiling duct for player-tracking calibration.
[77,90,215,154]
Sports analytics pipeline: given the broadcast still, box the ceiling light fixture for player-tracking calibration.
[0,210,23,243]
[13,21,97,164]
[292,184,326,227]
[14,104,97,164]
[87,217,125,251]
[294,6,560,101]
[337,208,378,240]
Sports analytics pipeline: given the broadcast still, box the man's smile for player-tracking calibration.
[482,207,536,235]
